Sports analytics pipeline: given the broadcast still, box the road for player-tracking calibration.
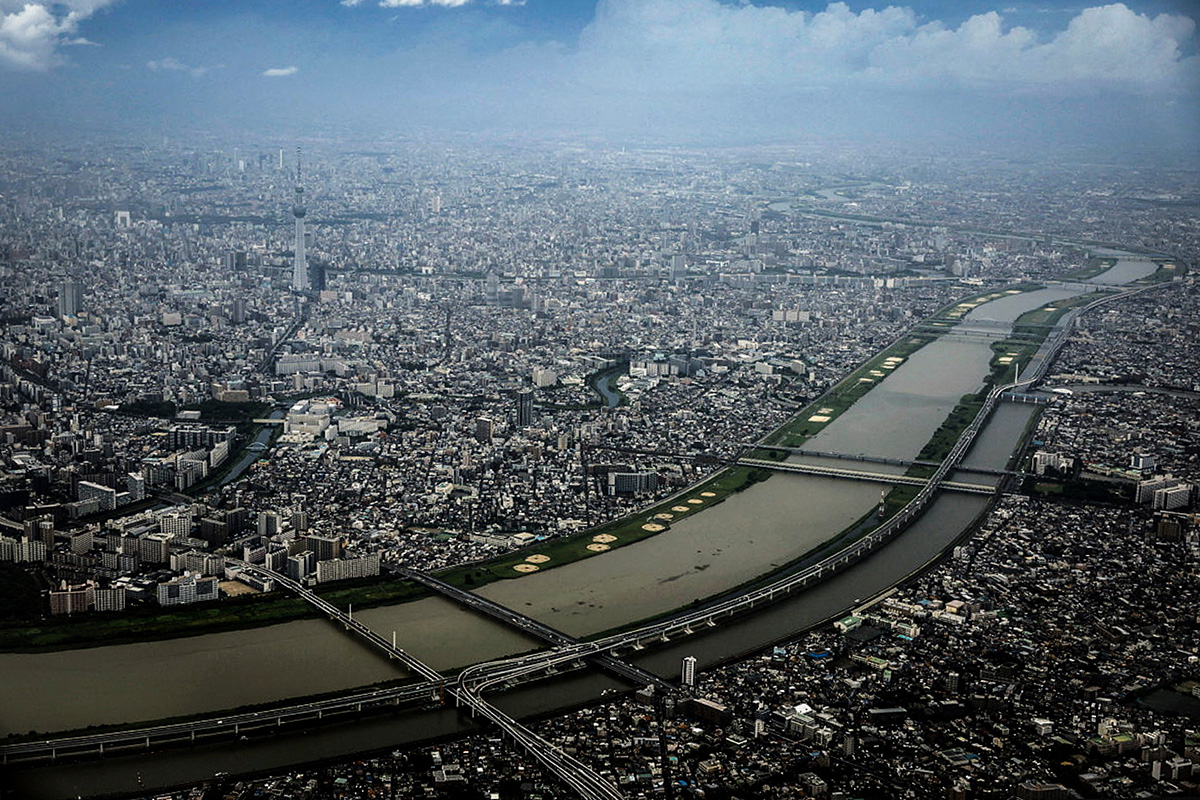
[394,566,676,694]
[736,457,997,494]
[3,274,1168,789]
[237,562,626,800]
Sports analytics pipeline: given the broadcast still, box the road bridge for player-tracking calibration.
[736,457,997,495]
[0,683,434,766]
[239,562,625,800]
[7,279,1163,781]
[394,566,675,694]
[750,446,1017,478]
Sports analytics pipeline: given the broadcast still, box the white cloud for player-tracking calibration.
[0,0,117,70]
[147,57,216,79]
[378,0,473,7]
[572,0,1197,95]
[263,65,299,77]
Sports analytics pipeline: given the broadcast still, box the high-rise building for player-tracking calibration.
[607,470,659,497]
[532,367,558,388]
[475,417,494,445]
[515,388,535,428]
[305,534,342,562]
[292,148,309,292]
[93,586,126,613]
[77,479,117,511]
[257,510,282,538]
[49,580,94,615]
[681,655,697,689]
[57,280,82,318]
[230,298,247,324]
[157,572,219,606]
[224,250,247,272]
[287,551,315,581]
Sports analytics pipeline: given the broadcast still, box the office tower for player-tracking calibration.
[292,148,309,292]
[475,417,494,445]
[515,388,534,428]
[57,280,82,318]
[681,655,697,690]
[224,250,247,271]
[230,298,246,324]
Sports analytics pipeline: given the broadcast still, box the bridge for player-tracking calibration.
[5,280,1162,781]
[237,563,626,800]
[750,445,1018,478]
[735,457,998,495]
[393,566,675,694]
[450,282,1166,697]
[1000,390,1049,405]
[0,682,435,766]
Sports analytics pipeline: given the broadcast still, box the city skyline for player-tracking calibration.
[0,1,1198,796]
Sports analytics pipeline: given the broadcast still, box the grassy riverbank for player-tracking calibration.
[0,277,1111,653]
[0,593,318,651]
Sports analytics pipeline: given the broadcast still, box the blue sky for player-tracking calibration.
[2,0,1197,150]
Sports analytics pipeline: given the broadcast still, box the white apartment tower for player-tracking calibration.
[681,655,697,689]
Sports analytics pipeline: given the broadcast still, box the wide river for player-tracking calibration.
[1,259,1162,797]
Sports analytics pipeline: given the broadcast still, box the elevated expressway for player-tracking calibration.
[253,565,625,800]
[392,566,675,694]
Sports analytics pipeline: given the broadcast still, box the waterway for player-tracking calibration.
[1091,257,1158,285]
[0,281,1075,738]
[0,601,542,738]
[591,365,624,409]
[4,403,1035,799]
[0,262,1157,797]
[217,409,284,488]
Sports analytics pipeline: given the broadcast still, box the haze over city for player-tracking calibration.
[1,2,1199,800]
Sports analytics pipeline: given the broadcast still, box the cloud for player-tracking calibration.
[263,65,299,77]
[0,0,117,70]
[570,0,1197,95]
[377,0,473,7]
[351,0,519,6]
[147,57,216,79]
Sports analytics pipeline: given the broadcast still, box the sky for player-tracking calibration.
[1,0,1197,153]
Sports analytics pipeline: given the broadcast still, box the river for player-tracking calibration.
[216,409,283,488]
[0,262,1159,797]
[0,320,1025,740]
[1091,258,1159,285]
[4,404,1033,799]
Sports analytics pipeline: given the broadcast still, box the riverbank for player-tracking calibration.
[0,253,1175,749]
[0,271,1141,653]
